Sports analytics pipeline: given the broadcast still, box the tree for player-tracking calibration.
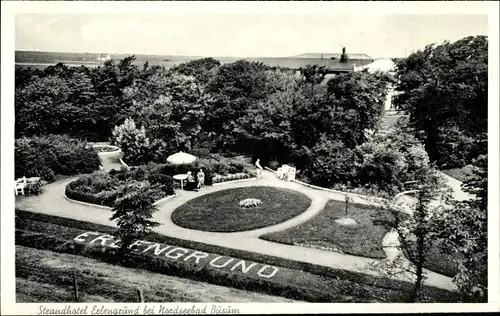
[172,57,221,84]
[111,118,151,165]
[205,60,272,152]
[122,69,209,155]
[110,182,161,254]
[354,136,408,195]
[376,168,452,302]
[393,36,487,167]
[301,64,329,84]
[325,70,390,147]
[439,154,487,301]
[15,72,97,138]
[235,69,300,164]
[306,135,356,187]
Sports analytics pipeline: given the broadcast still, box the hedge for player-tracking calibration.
[15,209,465,303]
[15,135,101,182]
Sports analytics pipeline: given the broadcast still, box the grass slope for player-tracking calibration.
[171,186,311,232]
[16,246,295,303]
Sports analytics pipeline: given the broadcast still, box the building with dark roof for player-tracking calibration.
[247,48,374,74]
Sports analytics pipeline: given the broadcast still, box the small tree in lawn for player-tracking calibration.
[110,182,161,255]
[373,167,452,302]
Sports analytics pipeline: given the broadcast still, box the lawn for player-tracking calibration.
[15,209,464,302]
[260,198,461,277]
[171,186,312,232]
[16,246,296,303]
[441,165,474,182]
[260,199,394,259]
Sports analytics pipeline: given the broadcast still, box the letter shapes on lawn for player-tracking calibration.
[142,243,172,256]
[165,247,189,260]
[73,231,100,243]
[256,265,279,279]
[230,260,257,274]
[183,251,209,264]
[89,234,116,246]
[209,256,234,268]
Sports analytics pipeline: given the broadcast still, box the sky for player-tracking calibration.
[15,14,488,58]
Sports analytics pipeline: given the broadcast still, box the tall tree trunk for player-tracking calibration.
[424,126,441,165]
[414,231,425,302]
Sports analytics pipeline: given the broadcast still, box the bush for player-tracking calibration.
[147,166,175,195]
[65,166,175,207]
[15,135,100,181]
[268,160,280,170]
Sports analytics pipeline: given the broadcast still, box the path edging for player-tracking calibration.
[119,158,130,169]
[265,166,385,203]
[63,194,112,210]
[153,194,177,206]
[64,193,177,209]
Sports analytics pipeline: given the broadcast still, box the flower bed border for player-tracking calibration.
[119,158,256,185]
[212,177,257,186]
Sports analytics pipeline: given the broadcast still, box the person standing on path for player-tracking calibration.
[255,158,263,179]
[197,169,205,189]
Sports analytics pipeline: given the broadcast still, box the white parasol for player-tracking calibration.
[166,151,197,165]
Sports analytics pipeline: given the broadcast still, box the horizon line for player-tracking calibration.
[15,48,404,60]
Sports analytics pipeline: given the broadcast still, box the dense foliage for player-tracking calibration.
[65,167,175,207]
[15,135,100,181]
[393,35,487,168]
[15,35,487,198]
[110,182,161,253]
[66,158,251,206]
[438,154,488,301]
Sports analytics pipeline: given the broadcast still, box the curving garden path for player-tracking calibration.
[15,153,458,293]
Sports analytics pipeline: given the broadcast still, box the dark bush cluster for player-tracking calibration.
[66,167,174,207]
[15,135,101,182]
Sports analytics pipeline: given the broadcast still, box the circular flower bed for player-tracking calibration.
[239,198,262,208]
[171,186,311,232]
[91,144,121,155]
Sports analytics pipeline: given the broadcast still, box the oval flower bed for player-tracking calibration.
[171,186,311,232]
[92,144,121,154]
[65,166,174,208]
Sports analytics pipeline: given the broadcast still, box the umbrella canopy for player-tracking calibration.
[166,151,197,165]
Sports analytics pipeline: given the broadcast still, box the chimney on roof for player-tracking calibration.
[340,47,348,63]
